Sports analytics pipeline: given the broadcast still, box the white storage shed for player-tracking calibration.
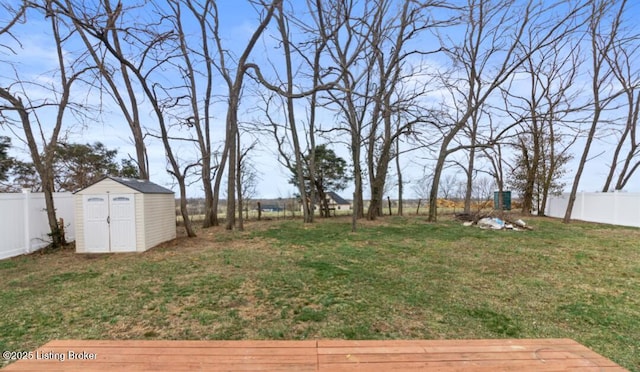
[74,176,176,253]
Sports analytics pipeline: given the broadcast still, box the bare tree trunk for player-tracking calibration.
[211,144,228,227]
[520,57,544,214]
[225,106,238,230]
[351,192,357,232]
[236,131,244,231]
[616,161,640,190]
[306,41,323,224]
[602,121,630,192]
[463,146,476,214]
[522,126,541,214]
[463,111,479,214]
[395,135,403,216]
[353,142,365,219]
[428,151,447,222]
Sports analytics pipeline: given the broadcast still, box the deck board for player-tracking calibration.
[2,339,627,371]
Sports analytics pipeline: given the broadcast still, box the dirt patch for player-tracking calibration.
[235,280,273,327]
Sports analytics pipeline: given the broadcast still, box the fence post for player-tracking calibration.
[22,188,31,253]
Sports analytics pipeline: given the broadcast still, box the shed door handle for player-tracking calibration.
[107,216,110,224]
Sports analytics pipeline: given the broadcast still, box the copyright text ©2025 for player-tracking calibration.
[2,350,97,362]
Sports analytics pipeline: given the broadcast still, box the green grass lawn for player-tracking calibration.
[1,215,639,370]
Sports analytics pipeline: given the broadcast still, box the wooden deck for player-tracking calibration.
[2,339,626,371]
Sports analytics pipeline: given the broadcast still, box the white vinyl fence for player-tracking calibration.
[546,192,640,228]
[0,190,75,260]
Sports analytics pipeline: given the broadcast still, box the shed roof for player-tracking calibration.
[75,176,174,194]
[110,177,174,194]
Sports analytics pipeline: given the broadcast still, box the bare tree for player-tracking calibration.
[311,0,371,220]
[248,0,364,223]
[428,0,588,222]
[209,0,281,230]
[502,36,582,214]
[66,1,149,180]
[363,0,449,221]
[564,0,626,223]
[314,0,447,221]
[269,3,316,223]
[56,0,198,236]
[439,174,458,200]
[460,105,483,214]
[412,167,433,215]
[0,2,92,246]
[473,175,495,210]
[600,9,640,191]
[164,0,218,228]
[394,133,403,216]
[480,143,505,210]
[165,0,280,230]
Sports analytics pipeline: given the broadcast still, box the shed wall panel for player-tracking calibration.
[135,194,145,251]
[143,194,176,250]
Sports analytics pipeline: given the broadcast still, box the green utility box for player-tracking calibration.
[494,191,512,210]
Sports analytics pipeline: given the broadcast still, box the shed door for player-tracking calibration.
[109,195,136,252]
[84,196,110,252]
[83,194,136,252]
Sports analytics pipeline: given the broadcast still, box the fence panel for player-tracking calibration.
[546,192,640,228]
[545,193,569,218]
[615,193,640,226]
[583,193,615,225]
[0,191,75,260]
[0,194,28,260]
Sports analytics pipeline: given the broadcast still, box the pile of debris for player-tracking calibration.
[455,213,532,231]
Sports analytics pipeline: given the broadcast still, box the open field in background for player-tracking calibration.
[1,215,639,370]
[176,198,499,223]
[179,208,473,223]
